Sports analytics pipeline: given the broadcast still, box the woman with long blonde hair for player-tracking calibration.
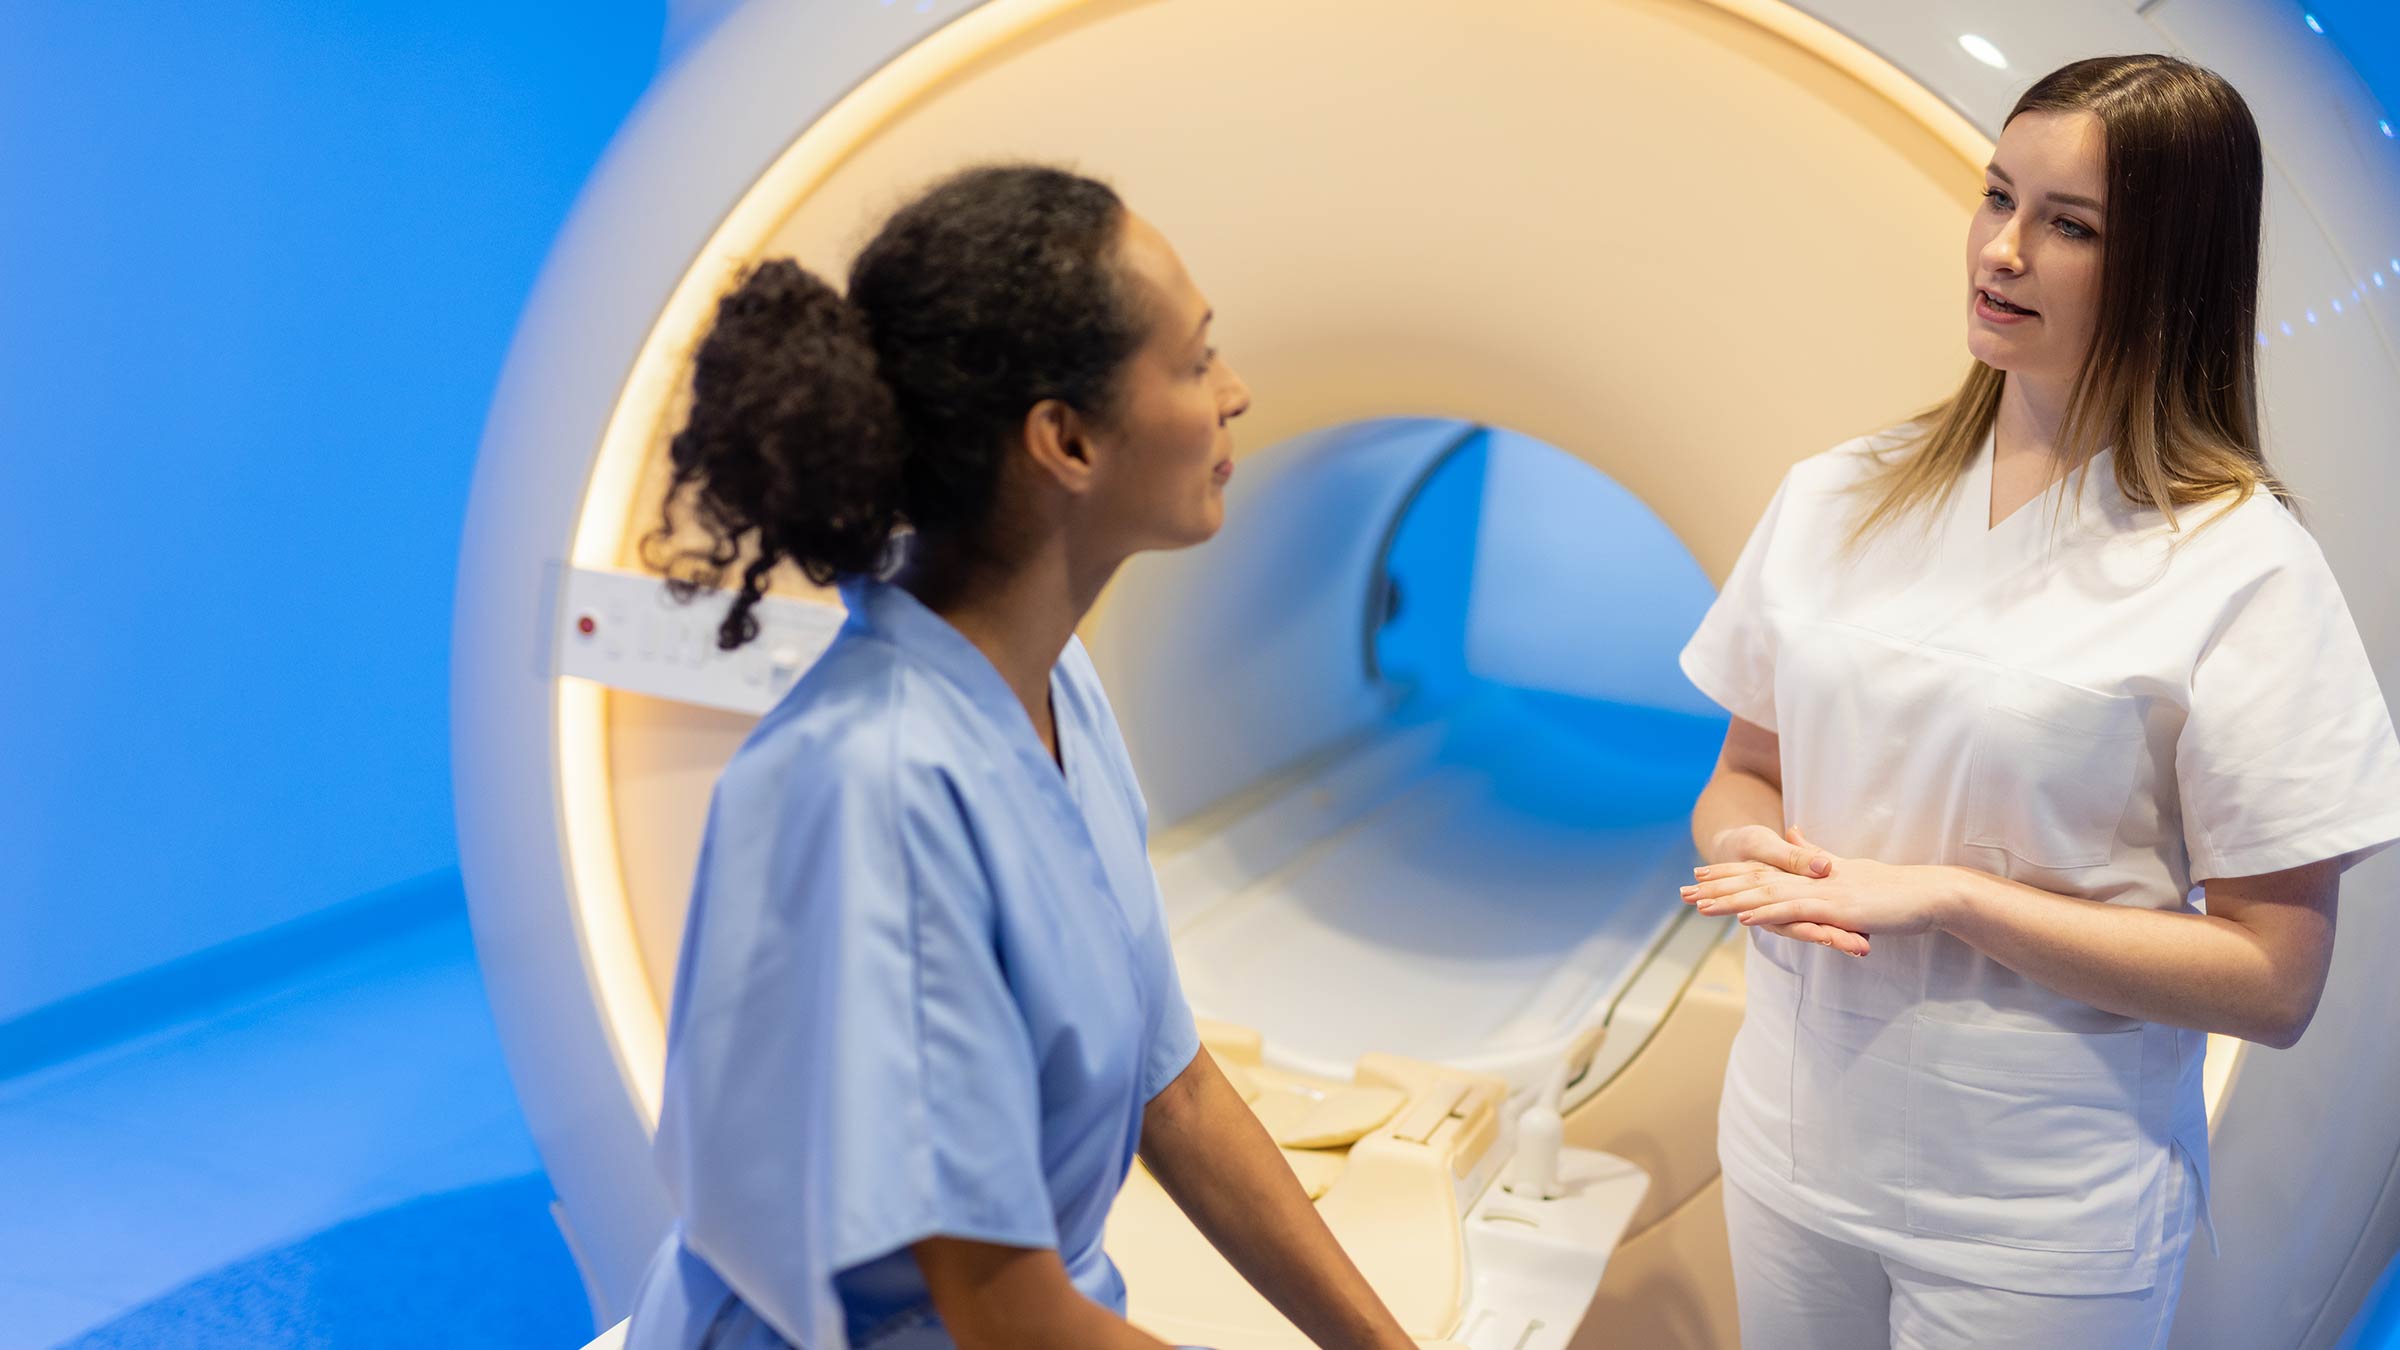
[1678,54,2400,1347]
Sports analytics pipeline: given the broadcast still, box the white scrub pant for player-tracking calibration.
[1723,1179,2195,1350]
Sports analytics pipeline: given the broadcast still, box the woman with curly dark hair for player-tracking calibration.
[620,165,1419,1350]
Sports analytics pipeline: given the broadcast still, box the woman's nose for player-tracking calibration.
[1980,218,2024,276]
[1220,363,1253,422]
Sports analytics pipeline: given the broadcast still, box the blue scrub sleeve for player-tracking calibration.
[660,748,1058,1350]
[2175,538,2400,882]
[1679,472,1792,731]
[1141,945,1202,1102]
[848,777,1063,1261]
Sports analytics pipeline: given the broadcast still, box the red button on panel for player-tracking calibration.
[576,615,597,636]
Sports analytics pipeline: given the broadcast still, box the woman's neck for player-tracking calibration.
[1994,370,2073,464]
[1987,371,2097,528]
[902,532,1120,760]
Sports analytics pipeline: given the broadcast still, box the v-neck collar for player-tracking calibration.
[1964,428,2116,540]
[841,578,1073,789]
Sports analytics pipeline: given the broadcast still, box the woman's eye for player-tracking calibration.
[2056,217,2094,240]
[1982,187,2013,212]
[1194,348,1216,375]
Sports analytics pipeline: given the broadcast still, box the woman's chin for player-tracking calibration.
[1188,499,1227,546]
[1966,332,2027,372]
[1143,505,1224,554]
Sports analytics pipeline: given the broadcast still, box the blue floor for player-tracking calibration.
[0,908,592,1349]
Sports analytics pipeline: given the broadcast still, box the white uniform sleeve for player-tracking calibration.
[1678,472,1793,731]
[2176,535,2400,882]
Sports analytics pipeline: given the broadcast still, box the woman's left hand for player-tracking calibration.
[1680,829,1956,949]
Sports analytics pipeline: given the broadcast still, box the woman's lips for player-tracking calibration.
[1976,288,2038,323]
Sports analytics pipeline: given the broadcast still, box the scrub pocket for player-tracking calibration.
[1904,1017,2145,1253]
[1964,669,2144,871]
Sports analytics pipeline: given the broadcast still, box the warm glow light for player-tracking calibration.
[556,677,667,1124]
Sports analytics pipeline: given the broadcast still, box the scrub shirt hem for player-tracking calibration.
[1717,1152,2165,1298]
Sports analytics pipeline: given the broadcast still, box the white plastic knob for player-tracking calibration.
[1504,1100,1566,1200]
[1503,1020,1606,1201]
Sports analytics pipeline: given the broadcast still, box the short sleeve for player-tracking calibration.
[885,778,1061,1252]
[1679,472,1792,730]
[656,734,1056,1349]
[2176,540,2400,882]
[1141,942,1202,1102]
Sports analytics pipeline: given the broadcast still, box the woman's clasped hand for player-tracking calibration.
[1679,825,1959,959]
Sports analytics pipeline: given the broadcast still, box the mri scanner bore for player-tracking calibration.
[1161,423,1729,1086]
[452,2,2400,1348]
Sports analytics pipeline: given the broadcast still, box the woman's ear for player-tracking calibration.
[1021,399,1097,493]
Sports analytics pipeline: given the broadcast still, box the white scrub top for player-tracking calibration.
[624,578,1202,1350]
[1679,429,2400,1296]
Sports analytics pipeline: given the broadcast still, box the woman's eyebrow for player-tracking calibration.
[1988,162,2104,214]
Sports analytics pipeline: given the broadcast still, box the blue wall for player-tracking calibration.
[0,3,663,1026]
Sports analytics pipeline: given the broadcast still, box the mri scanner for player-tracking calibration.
[450,1,2400,1345]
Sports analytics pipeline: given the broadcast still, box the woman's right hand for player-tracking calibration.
[1691,825,1869,957]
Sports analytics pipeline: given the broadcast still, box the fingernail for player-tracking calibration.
[1812,859,1830,876]
[1739,914,1756,925]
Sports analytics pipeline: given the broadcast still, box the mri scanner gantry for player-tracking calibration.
[452,1,2400,1346]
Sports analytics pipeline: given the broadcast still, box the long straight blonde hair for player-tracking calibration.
[1849,55,2288,546]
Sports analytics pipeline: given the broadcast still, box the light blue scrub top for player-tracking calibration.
[624,578,1202,1350]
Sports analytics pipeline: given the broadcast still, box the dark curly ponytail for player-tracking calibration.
[644,164,1144,650]
[646,261,903,647]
